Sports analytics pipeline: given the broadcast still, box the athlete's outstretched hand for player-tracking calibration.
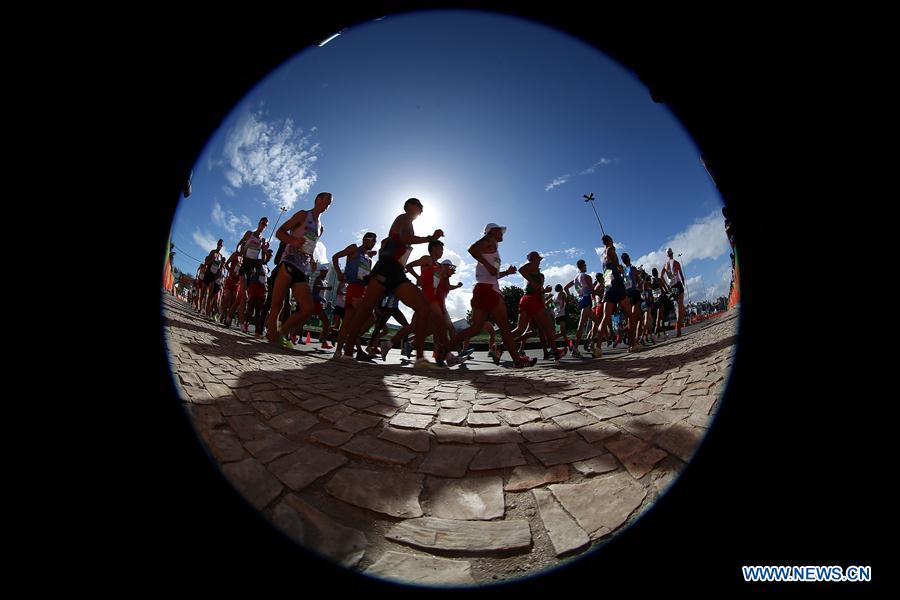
[367,250,378,258]
[432,229,444,239]
[506,265,517,275]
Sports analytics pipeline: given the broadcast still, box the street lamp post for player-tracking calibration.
[268,206,288,248]
[583,193,606,237]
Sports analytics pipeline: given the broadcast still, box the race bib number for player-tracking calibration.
[357,260,371,279]
[246,245,261,260]
[209,265,218,274]
[603,269,614,284]
[301,230,319,255]
[433,272,441,290]
[652,288,662,300]
[624,274,634,290]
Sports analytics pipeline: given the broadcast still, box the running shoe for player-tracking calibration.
[356,350,376,363]
[458,347,476,359]
[513,357,538,368]
[321,341,333,350]
[414,357,441,370]
[554,347,568,361]
[592,344,603,358]
[491,348,502,365]
[571,348,583,358]
[401,340,413,359]
[543,350,552,360]
[379,340,392,361]
[276,337,293,349]
[366,346,378,357]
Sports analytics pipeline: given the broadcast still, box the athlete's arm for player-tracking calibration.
[236,231,251,254]
[394,215,443,246]
[331,243,357,282]
[468,237,499,276]
[276,210,308,247]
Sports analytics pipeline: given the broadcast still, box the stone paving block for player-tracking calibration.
[385,518,532,553]
[430,425,475,444]
[326,468,424,518]
[526,436,604,467]
[243,433,298,464]
[418,445,481,478]
[426,476,505,520]
[505,465,570,492]
[549,471,647,539]
[533,489,590,557]
[365,552,475,586]
[334,413,382,434]
[390,413,434,430]
[268,446,348,491]
[469,443,528,471]
[272,495,368,568]
[310,429,355,447]
[378,427,432,453]
[341,436,418,465]
[221,458,283,510]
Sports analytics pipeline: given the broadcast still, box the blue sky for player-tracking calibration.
[169,10,732,321]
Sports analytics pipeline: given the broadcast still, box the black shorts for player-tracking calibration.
[240,259,261,281]
[671,282,685,298]
[280,262,309,285]
[640,301,650,313]
[626,289,642,306]
[333,306,345,318]
[604,285,626,305]
[555,316,567,324]
[370,258,410,293]
[203,270,218,286]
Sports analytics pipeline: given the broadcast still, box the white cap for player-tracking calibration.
[319,265,329,271]
[484,223,507,235]
[440,259,456,267]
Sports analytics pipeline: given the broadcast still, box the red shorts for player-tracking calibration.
[423,286,440,304]
[593,305,603,318]
[247,282,266,300]
[472,283,502,312]
[345,283,366,306]
[224,275,240,292]
[518,293,544,317]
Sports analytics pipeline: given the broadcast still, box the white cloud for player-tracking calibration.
[540,247,583,259]
[545,158,618,191]
[211,201,253,235]
[580,157,615,175]
[545,174,571,191]
[222,186,235,197]
[313,241,328,267]
[222,110,319,211]
[192,229,221,256]
[542,264,581,291]
[442,287,474,321]
[632,211,730,273]
[442,249,475,280]
[681,274,730,303]
[350,229,372,243]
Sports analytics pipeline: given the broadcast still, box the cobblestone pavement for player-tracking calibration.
[163,294,736,586]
